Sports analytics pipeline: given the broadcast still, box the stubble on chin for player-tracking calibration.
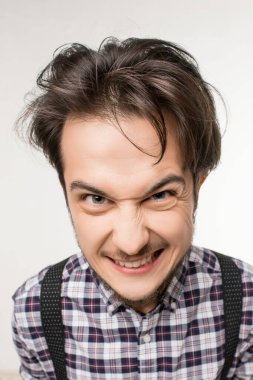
[98,256,186,314]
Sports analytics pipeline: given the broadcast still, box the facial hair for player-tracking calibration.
[89,250,186,314]
[69,211,192,313]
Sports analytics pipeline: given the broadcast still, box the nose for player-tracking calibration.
[112,208,149,256]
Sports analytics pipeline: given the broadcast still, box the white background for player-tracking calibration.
[1,0,253,372]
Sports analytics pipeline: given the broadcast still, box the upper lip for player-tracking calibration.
[109,249,163,263]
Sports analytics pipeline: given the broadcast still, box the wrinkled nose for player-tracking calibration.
[112,209,149,256]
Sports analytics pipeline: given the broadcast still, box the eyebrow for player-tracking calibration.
[145,175,186,196]
[70,181,109,197]
[70,175,185,199]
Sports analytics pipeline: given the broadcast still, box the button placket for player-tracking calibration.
[140,315,155,344]
[142,333,151,343]
[108,304,114,316]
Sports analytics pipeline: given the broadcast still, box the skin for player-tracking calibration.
[61,114,203,314]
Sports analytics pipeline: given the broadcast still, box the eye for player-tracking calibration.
[150,190,174,201]
[81,194,108,205]
[78,193,112,214]
[147,190,177,210]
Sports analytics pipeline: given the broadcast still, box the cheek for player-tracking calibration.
[71,212,111,249]
[150,207,194,242]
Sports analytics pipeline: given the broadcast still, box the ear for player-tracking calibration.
[197,174,207,190]
[193,173,207,212]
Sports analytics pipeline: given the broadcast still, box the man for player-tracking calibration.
[12,38,253,379]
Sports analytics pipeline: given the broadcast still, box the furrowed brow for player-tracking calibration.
[70,175,185,200]
[144,175,186,197]
[70,181,109,197]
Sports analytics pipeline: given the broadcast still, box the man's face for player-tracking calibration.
[62,115,197,313]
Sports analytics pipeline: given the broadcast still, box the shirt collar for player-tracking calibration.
[161,247,191,310]
[81,256,125,314]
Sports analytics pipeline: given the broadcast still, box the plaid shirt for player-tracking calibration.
[12,246,253,379]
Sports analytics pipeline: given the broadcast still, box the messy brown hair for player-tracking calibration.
[18,37,222,188]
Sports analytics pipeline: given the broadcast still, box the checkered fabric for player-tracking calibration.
[12,246,253,379]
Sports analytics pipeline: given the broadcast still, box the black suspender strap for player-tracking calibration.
[213,251,243,380]
[41,257,69,380]
[40,252,242,380]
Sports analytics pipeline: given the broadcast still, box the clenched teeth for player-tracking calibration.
[114,254,156,269]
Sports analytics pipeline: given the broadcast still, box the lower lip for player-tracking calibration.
[109,250,163,275]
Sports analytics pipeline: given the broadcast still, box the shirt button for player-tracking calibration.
[143,333,151,343]
[108,305,114,315]
[170,301,177,311]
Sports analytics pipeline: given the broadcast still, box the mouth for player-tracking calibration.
[108,249,163,270]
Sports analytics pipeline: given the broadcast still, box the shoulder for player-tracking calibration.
[12,252,92,376]
[191,246,253,338]
[232,256,253,286]
[231,257,253,338]
[187,245,253,308]
[190,245,253,280]
[12,252,88,328]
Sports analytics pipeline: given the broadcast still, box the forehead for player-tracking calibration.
[61,115,186,191]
